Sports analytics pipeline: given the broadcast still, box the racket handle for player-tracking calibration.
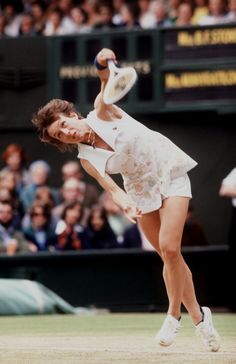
[107,59,118,72]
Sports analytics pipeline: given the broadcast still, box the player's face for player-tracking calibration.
[47,115,85,144]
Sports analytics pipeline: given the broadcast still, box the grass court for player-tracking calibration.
[0,312,235,364]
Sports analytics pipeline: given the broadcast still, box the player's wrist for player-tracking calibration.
[94,56,107,71]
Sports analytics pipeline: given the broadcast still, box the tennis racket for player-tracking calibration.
[103,60,137,104]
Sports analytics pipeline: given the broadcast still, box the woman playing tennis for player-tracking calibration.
[32,48,220,351]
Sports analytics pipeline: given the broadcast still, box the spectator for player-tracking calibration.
[226,0,236,22]
[181,205,208,246]
[0,171,18,206]
[0,201,29,254]
[93,2,117,30]
[219,167,236,249]
[151,0,173,27]
[55,201,89,250]
[138,0,156,28]
[198,0,229,25]
[2,2,22,37]
[122,224,143,248]
[192,0,209,24]
[70,5,91,33]
[0,143,29,195]
[168,0,182,23]
[112,0,126,25]
[219,167,236,311]
[176,2,193,26]
[19,12,37,36]
[0,14,7,37]
[52,177,87,223]
[61,160,99,208]
[57,0,77,33]
[81,0,101,28]
[85,205,119,249]
[0,187,21,229]
[119,2,141,28]
[19,160,59,213]
[22,185,57,229]
[44,6,69,36]
[23,201,57,252]
[99,191,131,242]
[30,0,48,35]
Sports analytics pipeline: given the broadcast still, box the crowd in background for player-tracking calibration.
[0,143,209,255]
[0,0,236,38]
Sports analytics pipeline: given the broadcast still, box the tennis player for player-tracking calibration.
[32,48,220,351]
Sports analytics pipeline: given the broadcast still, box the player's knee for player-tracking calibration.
[160,240,180,262]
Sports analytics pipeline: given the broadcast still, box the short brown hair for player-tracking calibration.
[1,143,27,164]
[32,99,83,151]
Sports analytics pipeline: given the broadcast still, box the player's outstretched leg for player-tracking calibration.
[195,306,220,352]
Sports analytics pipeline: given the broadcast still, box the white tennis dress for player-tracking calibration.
[77,109,197,213]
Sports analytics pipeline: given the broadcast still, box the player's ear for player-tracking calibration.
[69,112,79,119]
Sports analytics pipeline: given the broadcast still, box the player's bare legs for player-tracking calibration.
[139,197,220,350]
[139,198,202,322]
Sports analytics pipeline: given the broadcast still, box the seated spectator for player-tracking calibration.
[168,0,182,23]
[81,0,101,28]
[0,143,29,196]
[22,185,57,229]
[19,160,59,214]
[151,0,173,27]
[112,0,126,25]
[0,170,18,200]
[191,0,209,24]
[181,205,208,246]
[176,2,193,26]
[99,191,131,242]
[55,201,89,250]
[44,6,70,36]
[119,2,141,28]
[122,224,143,248]
[61,160,99,208]
[0,201,30,254]
[219,166,236,249]
[138,0,156,28]
[198,0,229,24]
[70,5,91,33]
[2,2,22,37]
[30,0,48,35]
[23,201,57,252]
[19,12,37,36]
[0,187,21,229]
[0,14,7,37]
[52,177,88,224]
[226,0,236,22]
[85,205,119,249]
[93,2,118,29]
[34,186,55,209]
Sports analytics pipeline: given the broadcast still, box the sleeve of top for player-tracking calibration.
[77,143,114,178]
[223,167,236,187]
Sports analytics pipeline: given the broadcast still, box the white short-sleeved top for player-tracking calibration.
[77,109,197,213]
[222,167,236,207]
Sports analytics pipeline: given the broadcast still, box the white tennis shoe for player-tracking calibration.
[155,314,180,346]
[195,306,220,352]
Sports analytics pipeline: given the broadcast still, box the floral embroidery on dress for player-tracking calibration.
[78,109,197,214]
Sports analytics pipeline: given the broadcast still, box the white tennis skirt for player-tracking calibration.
[162,173,192,201]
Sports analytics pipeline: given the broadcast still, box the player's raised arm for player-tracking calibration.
[93,48,116,111]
